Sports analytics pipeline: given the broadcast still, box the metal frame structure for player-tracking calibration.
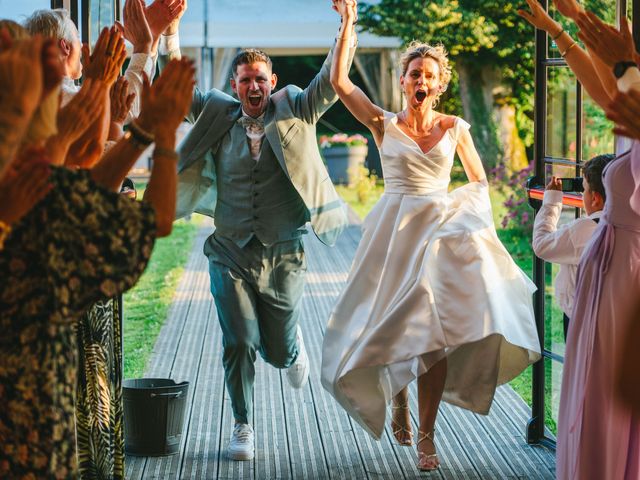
[527,0,637,447]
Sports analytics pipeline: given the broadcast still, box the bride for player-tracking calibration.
[321,0,541,471]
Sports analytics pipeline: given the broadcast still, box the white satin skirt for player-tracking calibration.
[321,183,541,438]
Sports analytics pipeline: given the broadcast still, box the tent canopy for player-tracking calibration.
[180,0,401,54]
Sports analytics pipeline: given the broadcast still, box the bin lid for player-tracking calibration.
[124,378,189,390]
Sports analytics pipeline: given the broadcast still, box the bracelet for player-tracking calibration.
[551,27,565,41]
[560,41,578,57]
[153,146,179,161]
[0,220,12,251]
[128,121,155,145]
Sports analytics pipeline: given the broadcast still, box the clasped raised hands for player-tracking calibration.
[332,0,357,22]
[82,26,126,87]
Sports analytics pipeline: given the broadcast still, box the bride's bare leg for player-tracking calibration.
[417,357,447,470]
[391,387,413,445]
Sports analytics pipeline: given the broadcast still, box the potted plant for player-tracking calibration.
[319,133,369,185]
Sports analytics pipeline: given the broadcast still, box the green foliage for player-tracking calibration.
[359,0,536,144]
[123,219,198,378]
[347,165,379,203]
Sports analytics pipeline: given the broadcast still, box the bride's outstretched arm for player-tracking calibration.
[330,0,385,145]
[456,129,487,185]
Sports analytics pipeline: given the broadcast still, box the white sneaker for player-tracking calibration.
[228,423,254,461]
[286,325,309,389]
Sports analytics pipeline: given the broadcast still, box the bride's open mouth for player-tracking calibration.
[415,90,427,103]
[248,94,262,106]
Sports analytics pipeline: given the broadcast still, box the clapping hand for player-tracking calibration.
[137,58,195,136]
[82,26,127,87]
[605,89,640,140]
[147,0,187,38]
[110,76,135,126]
[576,12,636,67]
[117,0,152,54]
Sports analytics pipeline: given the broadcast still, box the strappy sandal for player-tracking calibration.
[390,403,413,446]
[416,429,440,471]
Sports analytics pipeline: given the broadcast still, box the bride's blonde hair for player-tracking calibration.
[400,41,452,100]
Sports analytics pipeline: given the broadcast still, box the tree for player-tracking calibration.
[359,0,535,172]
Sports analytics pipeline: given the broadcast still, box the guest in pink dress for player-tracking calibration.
[555,10,640,479]
[605,78,640,417]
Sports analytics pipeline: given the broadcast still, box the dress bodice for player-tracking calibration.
[379,112,470,195]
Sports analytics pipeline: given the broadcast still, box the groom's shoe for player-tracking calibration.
[228,423,254,461]
[286,325,309,389]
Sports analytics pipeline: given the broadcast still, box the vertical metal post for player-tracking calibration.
[634,0,640,53]
[527,0,548,446]
[80,0,90,44]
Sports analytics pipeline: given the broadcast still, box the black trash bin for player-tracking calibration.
[123,378,189,456]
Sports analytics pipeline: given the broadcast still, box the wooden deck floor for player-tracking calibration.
[125,217,556,480]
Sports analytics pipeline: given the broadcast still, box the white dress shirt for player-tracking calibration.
[532,190,602,316]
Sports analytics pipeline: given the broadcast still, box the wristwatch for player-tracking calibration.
[613,61,638,79]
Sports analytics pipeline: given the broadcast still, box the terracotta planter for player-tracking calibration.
[321,145,369,185]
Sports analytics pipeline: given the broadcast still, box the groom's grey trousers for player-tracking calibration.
[203,124,309,424]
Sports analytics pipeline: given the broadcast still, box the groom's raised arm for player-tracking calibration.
[293,32,358,124]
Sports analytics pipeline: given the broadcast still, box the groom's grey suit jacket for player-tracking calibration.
[171,43,355,247]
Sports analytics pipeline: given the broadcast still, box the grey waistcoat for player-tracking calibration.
[213,123,309,247]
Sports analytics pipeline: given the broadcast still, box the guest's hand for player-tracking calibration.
[162,0,187,36]
[576,12,636,67]
[0,147,52,226]
[145,0,184,40]
[46,78,106,165]
[553,0,583,21]
[605,88,640,140]
[518,0,563,36]
[137,58,195,136]
[117,0,152,54]
[110,76,135,127]
[82,26,127,87]
[546,176,563,191]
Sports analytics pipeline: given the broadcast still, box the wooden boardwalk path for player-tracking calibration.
[125,217,555,480]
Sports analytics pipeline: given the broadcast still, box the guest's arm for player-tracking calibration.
[532,177,592,263]
[518,0,612,108]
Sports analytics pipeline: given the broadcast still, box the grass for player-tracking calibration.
[122,217,199,379]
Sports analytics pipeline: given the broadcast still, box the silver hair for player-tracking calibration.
[23,8,77,43]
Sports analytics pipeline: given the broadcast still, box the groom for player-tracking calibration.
[159,6,355,461]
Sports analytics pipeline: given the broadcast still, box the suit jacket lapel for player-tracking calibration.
[264,101,291,178]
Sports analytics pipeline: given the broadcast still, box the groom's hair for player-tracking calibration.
[231,49,273,77]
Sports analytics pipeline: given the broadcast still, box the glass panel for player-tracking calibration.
[546,67,577,161]
[582,91,615,161]
[544,356,563,435]
[0,0,51,21]
[89,0,114,45]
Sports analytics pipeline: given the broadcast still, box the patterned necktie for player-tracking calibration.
[238,115,265,161]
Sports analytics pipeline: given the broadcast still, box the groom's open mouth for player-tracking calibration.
[415,90,427,103]
[248,93,262,107]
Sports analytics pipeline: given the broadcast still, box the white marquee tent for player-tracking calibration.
[179,0,403,111]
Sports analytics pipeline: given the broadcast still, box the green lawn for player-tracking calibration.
[122,217,199,379]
